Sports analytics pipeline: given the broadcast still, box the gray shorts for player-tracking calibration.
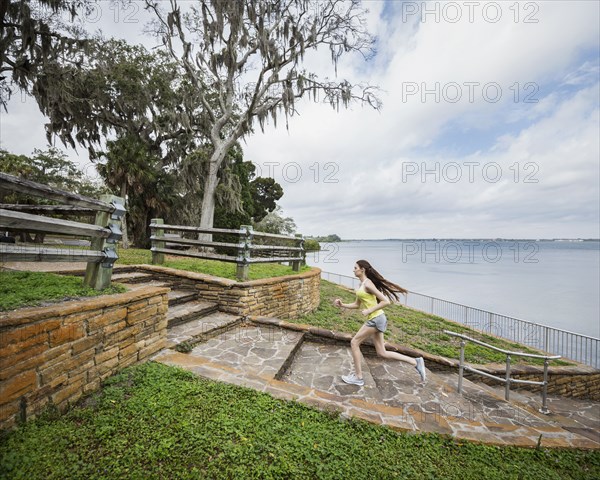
[365,312,387,333]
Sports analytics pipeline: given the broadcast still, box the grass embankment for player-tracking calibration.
[1,362,598,480]
[292,280,571,367]
[0,271,126,312]
[116,247,311,281]
[0,247,307,311]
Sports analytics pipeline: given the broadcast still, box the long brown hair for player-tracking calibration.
[356,259,407,301]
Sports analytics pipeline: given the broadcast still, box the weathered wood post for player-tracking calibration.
[84,194,124,290]
[236,225,253,281]
[292,233,304,272]
[151,218,165,265]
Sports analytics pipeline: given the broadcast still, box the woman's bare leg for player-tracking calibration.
[372,332,417,366]
[350,325,376,378]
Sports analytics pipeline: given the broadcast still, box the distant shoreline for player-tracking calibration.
[327,238,600,242]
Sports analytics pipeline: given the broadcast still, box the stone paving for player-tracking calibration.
[153,317,600,450]
[188,324,303,378]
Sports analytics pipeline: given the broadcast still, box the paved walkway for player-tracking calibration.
[152,318,600,450]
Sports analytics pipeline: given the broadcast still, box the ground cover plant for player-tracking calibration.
[293,280,572,367]
[0,362,597,480]
[0,270,126,312]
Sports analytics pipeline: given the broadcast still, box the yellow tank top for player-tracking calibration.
[356,284,381,320]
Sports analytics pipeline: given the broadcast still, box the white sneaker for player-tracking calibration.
[342,373,365,386]
[415,357,427,382]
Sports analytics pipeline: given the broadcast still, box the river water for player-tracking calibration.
[306,240,600,338]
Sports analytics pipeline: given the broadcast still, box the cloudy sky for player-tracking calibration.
[1,0,599,240]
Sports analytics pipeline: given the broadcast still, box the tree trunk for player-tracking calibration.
[119,182,129,249]
[198,160,220,243]
[197,135,238,245]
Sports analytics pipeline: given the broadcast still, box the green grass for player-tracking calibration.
[1,362,597,480]
[0,271,127,312]
[115,247,311,281]
[292,280,572,366]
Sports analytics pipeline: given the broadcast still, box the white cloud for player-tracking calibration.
[243,1,600,238]
[0,0,598,240]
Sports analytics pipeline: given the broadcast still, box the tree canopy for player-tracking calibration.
[2,1,378,244]
[0,0,91,109]
[253,206,297,236]
[146,0,380,233]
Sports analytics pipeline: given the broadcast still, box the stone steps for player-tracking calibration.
[281,341,384,404]
[167,289,198,307]
[167,300,219,328]
[120,272,597,450]
[122,278,227,350]
[111,271,155,284]
[125,280,197,308]
[166,311,242,350]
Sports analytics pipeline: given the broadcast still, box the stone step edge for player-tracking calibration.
[168,289,198,307]
[167,302,220,328]
[167,314,245,351]
[249,317,597,378]
[273,332,307,381]
[149,351,599,451]
[111,272,155,284]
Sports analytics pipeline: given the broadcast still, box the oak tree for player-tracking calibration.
[146,0,380,235]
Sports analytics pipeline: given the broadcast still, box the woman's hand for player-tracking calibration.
[334,299,342,307]
[361,309,370,316]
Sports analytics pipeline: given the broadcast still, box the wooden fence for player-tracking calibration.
[0,172,125,290]
[149,219,305,281]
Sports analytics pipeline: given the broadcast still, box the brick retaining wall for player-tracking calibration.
[132,265,321,319]
[0,286,169,431]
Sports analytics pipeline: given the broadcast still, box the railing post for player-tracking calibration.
[293,233,304,272]
[236,225,252,281]
[458,340,465,394]
[84,194,124,290]
[539,358,550,414]
[505,354,511,401]
[151,218,165,265]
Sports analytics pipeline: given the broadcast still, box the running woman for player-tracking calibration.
[334,259,427,386]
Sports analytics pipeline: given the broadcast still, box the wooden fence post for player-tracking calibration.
[84,194,124,290]
[236,225,253,281]
[151,218,165,265]
[292,233,304,272]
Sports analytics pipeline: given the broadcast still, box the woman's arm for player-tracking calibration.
[334,298,359,309]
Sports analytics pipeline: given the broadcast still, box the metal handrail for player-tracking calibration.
[444,330,560,414]
[443,331,563,360]
[318,271,599,368]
